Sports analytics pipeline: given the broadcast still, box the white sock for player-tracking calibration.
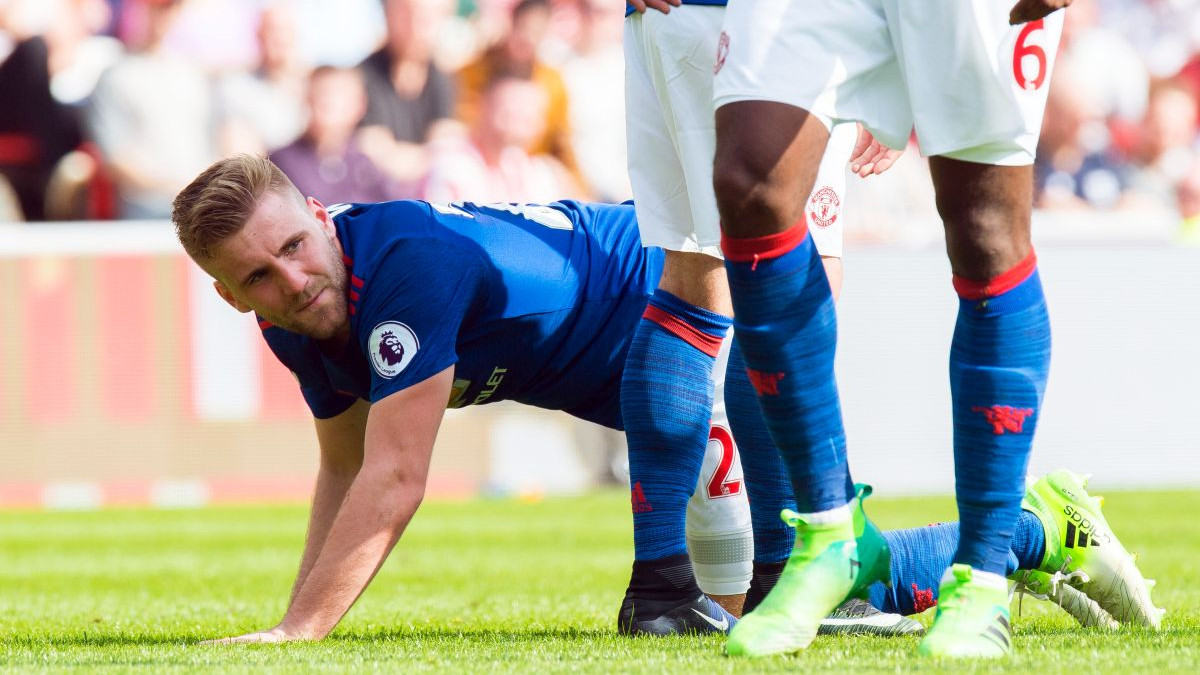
[793,502,852,525]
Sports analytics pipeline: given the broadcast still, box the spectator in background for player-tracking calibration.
[0,0,117,220]
[456,0,581,189]
[424,75,581,204]
[1035,58,1132,211]
[0,6,80,221]
[158,0,260,71]
[217,1,309,156]
[0,171,19,221]
[43,0,123,107]
[1177,155,1200,243]
[271,66,397,205]
[357,0,459,192]
[291,0,385,68]
[1125,79,1199,210]
[1096,0,1200,80]
[86,0,216,219]
[558,0,629,202]
[1056,0,1149,126]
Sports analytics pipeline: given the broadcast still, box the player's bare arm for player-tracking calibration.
[848,125,903,178]
[1009,0,1071,25]
[287,399,369,603]
[204,367,452,644]
[626,0,681,15]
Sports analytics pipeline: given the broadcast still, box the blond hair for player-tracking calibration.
[172,154,302,261]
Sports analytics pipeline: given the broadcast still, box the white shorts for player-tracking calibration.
[714,0,1064,165]
[624,7,854,259]
[687,334,752,596]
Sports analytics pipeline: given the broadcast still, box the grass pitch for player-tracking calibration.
[2,488,1198,673]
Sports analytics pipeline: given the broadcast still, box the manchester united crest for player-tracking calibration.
[807,186,841,229]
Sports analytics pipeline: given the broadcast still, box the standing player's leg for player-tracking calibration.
[720,120,858,612]
[894,2,1066,657]
[913,156,1052,661]
[687,122,905,631]
[935,156,1051,572]
[714,104,888,654]
[712,0,912,653]
[724,178,925,638]
[619,252,733,636]
[723,343,790,610]
[617,7,737,636]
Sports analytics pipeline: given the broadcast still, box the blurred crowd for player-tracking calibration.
[1,0,1199,243]
[0,0,623,222]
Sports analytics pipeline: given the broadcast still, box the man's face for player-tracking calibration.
[207,191,349,341]
[308,71,366,139]
[506,7,550,63]
[484,78,546,149]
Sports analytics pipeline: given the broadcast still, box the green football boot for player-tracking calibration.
[919,564,1012,658]
[1022,470,1164,629]
[1009,569,1118,630]
[726,484,891,658]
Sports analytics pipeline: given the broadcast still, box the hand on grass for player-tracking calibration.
[200,626,307,645]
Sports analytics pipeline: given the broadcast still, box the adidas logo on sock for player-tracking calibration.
[631,481,653,514]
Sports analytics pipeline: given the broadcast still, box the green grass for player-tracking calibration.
[2,488,1198,673]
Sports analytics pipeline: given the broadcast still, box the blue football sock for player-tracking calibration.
[950,252,1051,575]
[725,337,795,564]
[623,290,731,563]
[869,523,959,616]
[721,227,854,513]
[1011,509,1047,571]
[867,520,1028,616]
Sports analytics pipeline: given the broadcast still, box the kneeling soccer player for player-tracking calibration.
[171,156,1160,643]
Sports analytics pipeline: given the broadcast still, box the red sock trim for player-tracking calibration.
[720,223,809,264]
[952,250,1038,300]
[642,305,724,357]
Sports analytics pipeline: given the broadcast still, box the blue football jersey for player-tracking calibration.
[262,200,662,430]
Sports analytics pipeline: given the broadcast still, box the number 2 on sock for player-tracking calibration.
[705,425,743,499]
